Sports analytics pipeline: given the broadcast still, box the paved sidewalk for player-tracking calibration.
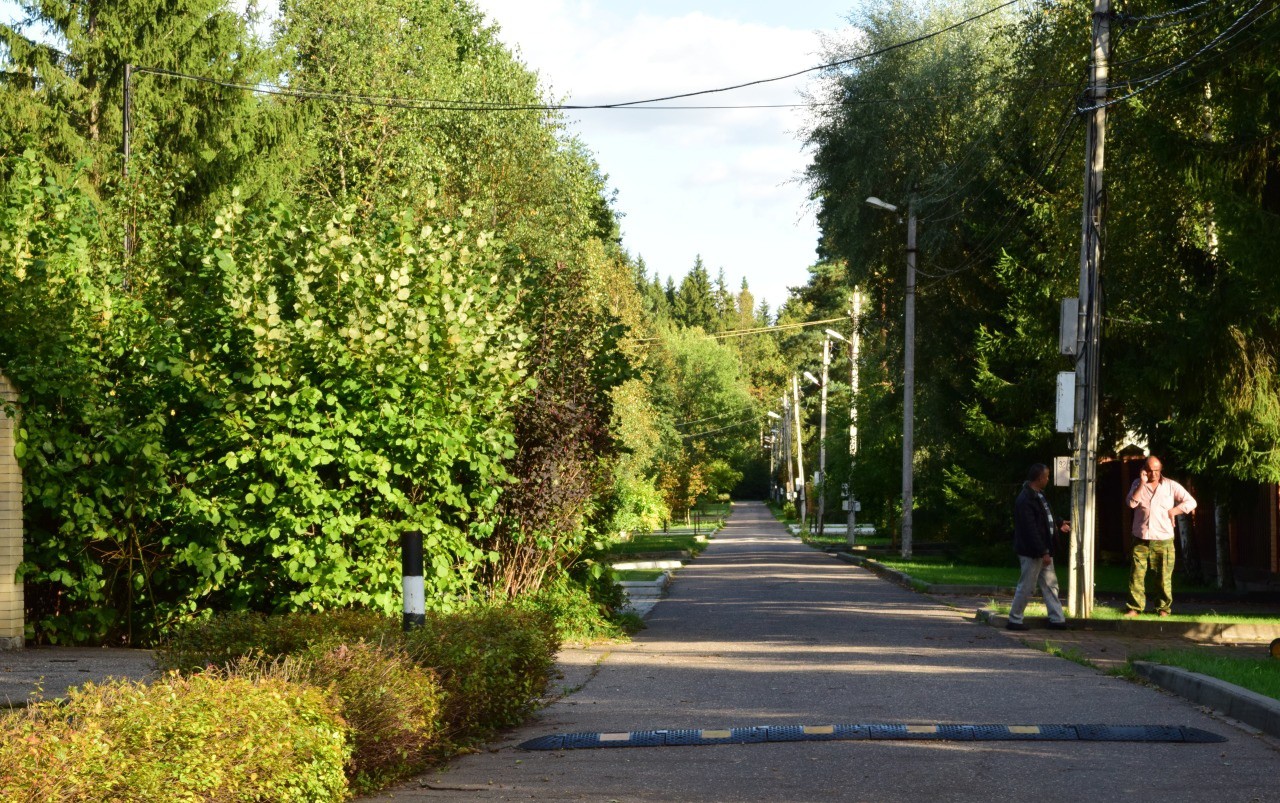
[0,646,157,707]
[368,502,1280,802]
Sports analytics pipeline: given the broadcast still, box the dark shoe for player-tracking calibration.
[1122,610,1140,618]
[1046,621,1069,630]
[1006,622,1030,631]
[1157,610,1171,617]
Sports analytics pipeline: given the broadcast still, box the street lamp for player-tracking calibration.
[866,195,917,559]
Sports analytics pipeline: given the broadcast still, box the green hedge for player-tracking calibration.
[0,670,350,802]
[1,605,559,800]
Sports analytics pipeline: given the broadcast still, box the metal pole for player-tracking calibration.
[401,530,425,630]
[847,288,862,546]
[1069,0,1110,619]
[902,204,916,559]
[793,374,807,530]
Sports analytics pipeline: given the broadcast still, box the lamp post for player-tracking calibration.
[866,196,916,559]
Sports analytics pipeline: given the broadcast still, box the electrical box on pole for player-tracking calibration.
[1055,372,1076,434]
[1059,298,1079,356]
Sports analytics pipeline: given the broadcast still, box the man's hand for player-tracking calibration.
[1042,554,1052,566]
[1059,520,1072,533]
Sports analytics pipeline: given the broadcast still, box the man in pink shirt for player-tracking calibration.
[1124,456,1197,616]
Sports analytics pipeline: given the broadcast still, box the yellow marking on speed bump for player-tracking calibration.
[803,726,835,735]
[701,730,732,739]
[599,733,631,742]
[906,725,938,734]
[1008,726,1041,735]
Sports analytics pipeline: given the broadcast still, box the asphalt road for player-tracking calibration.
[368,501,1280,802]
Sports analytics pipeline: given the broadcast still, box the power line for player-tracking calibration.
[131,0,1025,115]
[674,405,760,430]
[631,317,847,343]
[681,417,763,440]
[1081,0,1278,111]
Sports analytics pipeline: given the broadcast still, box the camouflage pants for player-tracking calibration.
[1128,538,1175,614]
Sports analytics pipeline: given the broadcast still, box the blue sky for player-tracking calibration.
[471,1,859,311]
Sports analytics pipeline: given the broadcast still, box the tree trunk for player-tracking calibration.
[1215,496,1234,590]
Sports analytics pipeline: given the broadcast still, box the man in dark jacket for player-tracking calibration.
[1008,463,1071,631]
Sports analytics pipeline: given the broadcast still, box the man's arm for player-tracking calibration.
[1170,482,1198,517]
[1126,479,1148,509]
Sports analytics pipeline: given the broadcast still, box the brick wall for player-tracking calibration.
[0,373,24,649]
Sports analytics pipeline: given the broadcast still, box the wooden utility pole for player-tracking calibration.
[816,338,831,537]
[901,204,916,559]
[1069,0,1111,618]
[846,289,862,545]
[782,394,795,508]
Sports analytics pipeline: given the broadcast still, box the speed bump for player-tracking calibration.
[517,723,1226,751]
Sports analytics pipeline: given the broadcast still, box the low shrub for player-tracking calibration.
[406,606,559,739]
[516,574,629,642]
[158,609,399,672]
[0,669,349,802]
[298,642,445,792]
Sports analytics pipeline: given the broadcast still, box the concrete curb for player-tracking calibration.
[974,607,1280,643]
[1133,661,1280,738]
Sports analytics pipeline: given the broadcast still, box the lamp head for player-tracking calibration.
[824,329,848,342]
[865,196,899,212]
[803,371,821,387]
[766,411,783,420]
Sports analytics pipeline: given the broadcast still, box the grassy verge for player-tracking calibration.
[984,599,1280,626]
[876,558,1020,587]
[615,569,666,582]
[607,534,708,557]
[875,556,1215,596]
[1134,648,1280,701]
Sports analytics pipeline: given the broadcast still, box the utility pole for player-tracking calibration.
[792,375,807,529]
[901,203,916,560]
[815,339,831,537]
[782,394,795,508]
[847,289,862,544]
[1069,0,1110,618]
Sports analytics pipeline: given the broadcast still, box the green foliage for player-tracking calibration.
[298,642,445,792]
[2,157,528,642]
[512,574,631,642]
[0,670,350,802]
[405,606,559,740]
[156,609,399,672]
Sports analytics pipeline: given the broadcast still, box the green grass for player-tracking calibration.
[1134,648,1280,701]
[875,557,1215,596]
[1038,641,1095,669]
[799,530,891,548]
[985,599,1280,626]
[875,558,1020,587]
[606,534,707,557]
[614,569,666,582]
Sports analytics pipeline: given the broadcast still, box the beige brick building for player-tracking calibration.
[0,373,24,649]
